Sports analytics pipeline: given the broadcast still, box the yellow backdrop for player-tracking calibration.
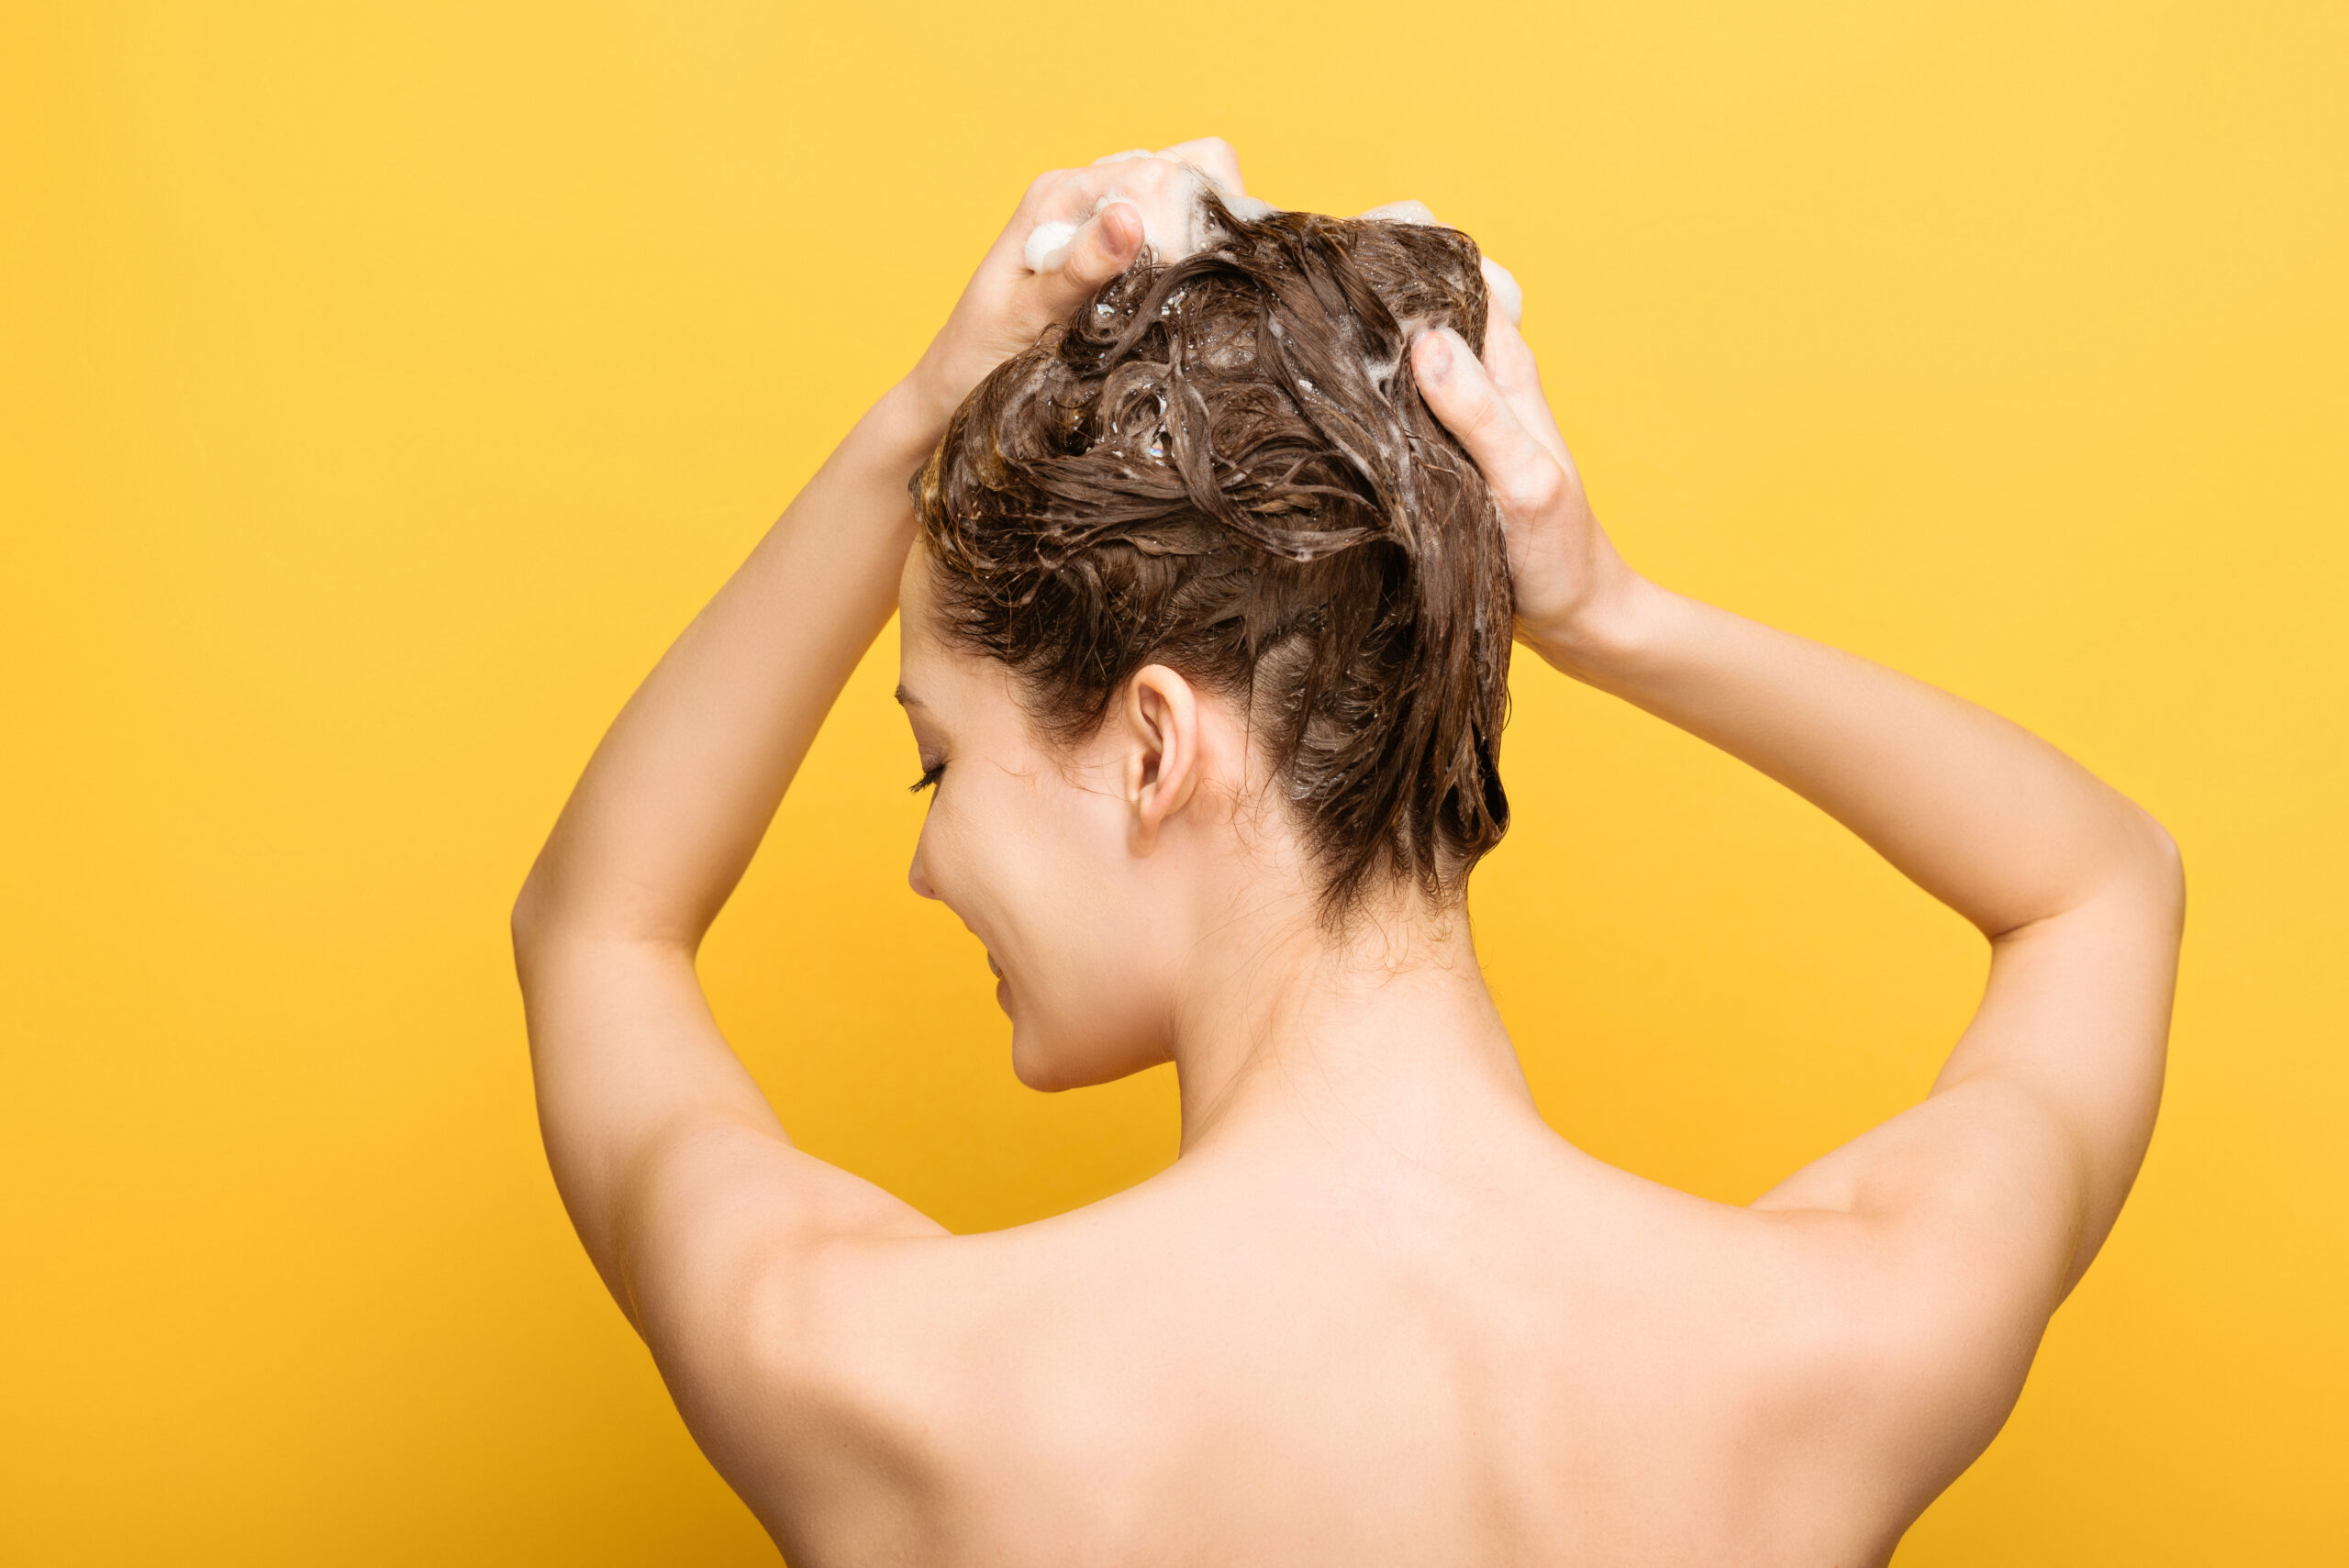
[6,1,2343,1561]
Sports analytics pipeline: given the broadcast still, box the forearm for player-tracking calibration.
[514,377,941,1279]
[1559,580,2180,1266]
[1531,579,2175,940]
[515,378,941,951]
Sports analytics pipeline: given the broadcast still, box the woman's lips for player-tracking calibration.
[985,951,1002,978]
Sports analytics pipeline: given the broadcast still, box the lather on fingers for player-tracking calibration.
[1023,141,1268,276]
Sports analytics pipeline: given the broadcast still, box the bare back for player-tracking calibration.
[647,1109,2020,1568]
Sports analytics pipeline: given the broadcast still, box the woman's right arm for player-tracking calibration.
[1410,305,2183,1309]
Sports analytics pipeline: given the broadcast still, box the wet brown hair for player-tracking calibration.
[912,192,1512,916]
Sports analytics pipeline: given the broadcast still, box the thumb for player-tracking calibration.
[1412,328,1565,518]
[1053,201,1145,295]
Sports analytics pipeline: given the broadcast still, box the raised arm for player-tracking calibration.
[509,375,949,1310]
[511,145,1258,1324]
[1410,287,2182,1309]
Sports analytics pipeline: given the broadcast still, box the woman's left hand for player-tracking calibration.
[903,139,1257,434]
[1410,275,1643,673]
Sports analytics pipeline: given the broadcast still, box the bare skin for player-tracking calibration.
[513,141,2182,1566]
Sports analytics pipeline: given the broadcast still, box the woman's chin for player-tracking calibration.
[1009,1030,1082,1093]
[1009,1026,1150,1094]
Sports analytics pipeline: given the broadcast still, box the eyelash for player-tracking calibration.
[909,762,945,794]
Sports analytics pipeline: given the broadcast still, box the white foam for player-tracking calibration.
[1355,198,1438,226]
[1022,219,1082,273]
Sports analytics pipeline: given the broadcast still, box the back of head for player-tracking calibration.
[913,193,1512,917]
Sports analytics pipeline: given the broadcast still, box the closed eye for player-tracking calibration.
[909,762,945,794]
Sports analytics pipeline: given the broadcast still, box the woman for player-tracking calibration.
[513,140,2181,1565]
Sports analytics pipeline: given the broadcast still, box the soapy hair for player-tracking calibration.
[911,192,1512,916]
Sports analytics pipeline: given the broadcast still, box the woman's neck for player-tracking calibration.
[1165,890,1542,1159]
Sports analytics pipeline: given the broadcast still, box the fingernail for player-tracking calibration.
[1419,330,1453,383]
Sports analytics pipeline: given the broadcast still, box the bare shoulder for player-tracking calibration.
[1711,1193,2053,1527]
[1501,1153,2048,1546]
[660,1189,1177,1563]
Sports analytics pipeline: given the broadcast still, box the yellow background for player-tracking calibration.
[5,0,2343,1560]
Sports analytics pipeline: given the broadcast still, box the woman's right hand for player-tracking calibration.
[903,139,1258,436]
[1410,284,1647,674]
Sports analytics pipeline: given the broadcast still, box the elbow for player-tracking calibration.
[2120,800,2187,935]
[509,861,560,973]
[1987,800,2184,946]
[510,862,701,970]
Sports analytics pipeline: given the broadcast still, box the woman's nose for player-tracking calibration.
[907,847,940,902]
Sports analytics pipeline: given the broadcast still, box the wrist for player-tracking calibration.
[1520,570,1672,684]
[896,352,965,443]
[865,375,953,469]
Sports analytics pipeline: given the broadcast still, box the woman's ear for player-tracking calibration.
[1122,664,1200,854]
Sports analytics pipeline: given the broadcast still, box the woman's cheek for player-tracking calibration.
[953,776,1049,938]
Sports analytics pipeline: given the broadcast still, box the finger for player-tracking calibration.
[1153,136,1246,197]
[1479,255,1522,328]
[1018,165,1150,272]
[1476,308,1573,472]
[1412,328,1568,519]
[1012,166,1077,223]
[1024,158,1190,239]
[1477,309,1541,413]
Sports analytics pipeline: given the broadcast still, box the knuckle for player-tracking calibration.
[1513,459,1568,515]
[1024,169,1073,204]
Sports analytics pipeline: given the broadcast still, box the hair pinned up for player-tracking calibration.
[912,191,1514,917]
